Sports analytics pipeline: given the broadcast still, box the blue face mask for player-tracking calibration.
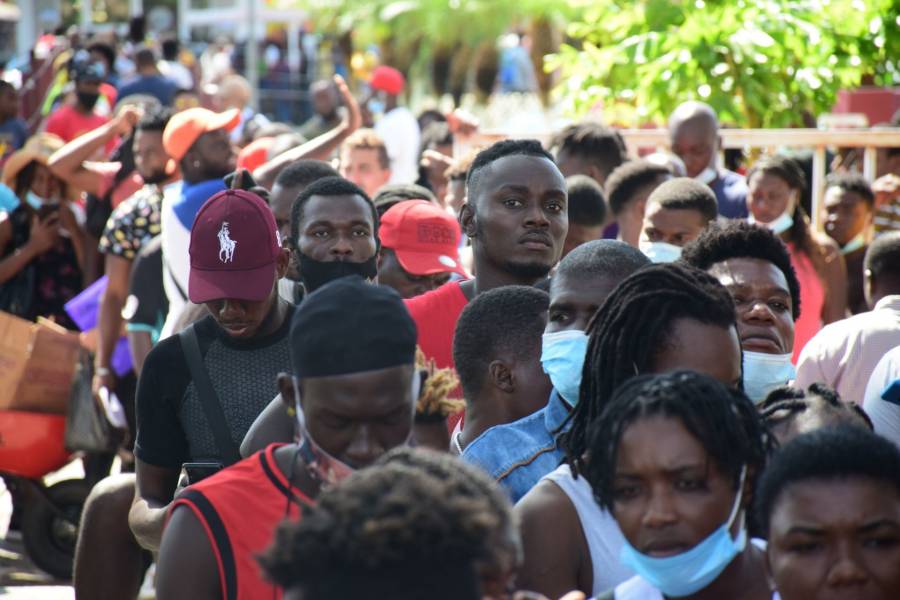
[742,351,795,403]
[26,191,44,210]
[619,466,748,597]
[639,240,683,263]
[541,330,589,407]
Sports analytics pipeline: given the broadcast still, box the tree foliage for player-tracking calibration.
[548,0,900,127]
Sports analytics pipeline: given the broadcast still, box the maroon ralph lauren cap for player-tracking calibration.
[188,189,282,303]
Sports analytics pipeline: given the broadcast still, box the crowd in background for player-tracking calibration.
[1,20,900,600]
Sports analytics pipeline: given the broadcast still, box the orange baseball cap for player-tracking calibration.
[163,107,241,163]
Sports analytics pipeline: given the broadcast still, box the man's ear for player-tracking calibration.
[488,360,515,394]
[277,373,298,411]
[459,202,477,238]
[275,248,291,279]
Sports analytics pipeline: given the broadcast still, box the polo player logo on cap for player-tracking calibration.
[218,221,237,263]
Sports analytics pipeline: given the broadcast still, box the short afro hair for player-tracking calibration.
[259,448,516,599]
[566,175,607,227]
[465,139,555,201]
[289,176,378,248]
[135,105,172,133]
[864,231,900,283]
[604,160,672,216]
[755,426,900,535]
[273,159,339,190]
[646,177,718,223]
[825,172,875,207]
[553,239,649,292]
[550,122,628,180]
[453,285,549,402]
[681,220,801,320]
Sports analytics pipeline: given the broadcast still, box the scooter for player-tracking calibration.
[0,410,91,580]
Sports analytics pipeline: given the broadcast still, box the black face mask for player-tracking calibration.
[77,91,100,111]
[296,252,378,293]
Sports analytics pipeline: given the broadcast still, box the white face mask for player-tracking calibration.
[841,232,866,255]
[695,166,718,185]
[749,197,795,235]
[742,351,796,403]
[639,239,683,263]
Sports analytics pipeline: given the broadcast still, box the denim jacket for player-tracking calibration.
[461,390,571,502]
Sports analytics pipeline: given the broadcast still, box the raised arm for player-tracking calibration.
[253,75,361,190]
[47,106,140,196]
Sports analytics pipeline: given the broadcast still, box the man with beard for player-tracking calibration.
[159,106,240,337]
[405,139,568,372]
[89,107,176,409]
[239,176,383,456]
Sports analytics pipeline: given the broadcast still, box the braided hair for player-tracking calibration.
[562,263,738,473]
[759,383,873,437]
[584,370,774,512]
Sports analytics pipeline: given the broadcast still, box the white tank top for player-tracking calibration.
[544,464,634,595]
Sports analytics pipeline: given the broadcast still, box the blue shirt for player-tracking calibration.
[0,117,28,164]
[461,390,571,502]
[710,169,749,219]
[116,75,177,107]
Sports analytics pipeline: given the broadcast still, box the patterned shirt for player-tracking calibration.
[99,185,163,261]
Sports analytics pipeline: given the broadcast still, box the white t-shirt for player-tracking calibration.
[543,464,634,595]
[159,60,194,91]
[863,345,900,448]
[159,182,190,339]
[374,106,420,185]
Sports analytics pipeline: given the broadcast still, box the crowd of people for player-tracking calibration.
[1,26,900,600]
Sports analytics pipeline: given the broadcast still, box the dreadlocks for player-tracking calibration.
[562,263,738,473]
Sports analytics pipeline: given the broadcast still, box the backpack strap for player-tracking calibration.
[178,324,241,465]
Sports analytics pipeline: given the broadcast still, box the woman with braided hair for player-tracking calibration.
[516,263,743,599]
[584,370,775,599]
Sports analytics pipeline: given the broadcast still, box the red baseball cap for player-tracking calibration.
[370,66,405,95]
[379,200,467,278]
[189,189,282,303]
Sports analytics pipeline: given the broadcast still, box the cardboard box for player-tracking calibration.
[0,312,80,414]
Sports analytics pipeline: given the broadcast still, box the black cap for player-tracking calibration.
[72,60,106,83]
[290,276,417,377]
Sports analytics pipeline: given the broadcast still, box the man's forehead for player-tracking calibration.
[305,194,373,223]
[551,273,619,305]
[710,258,789,290]
[480,154,564,191]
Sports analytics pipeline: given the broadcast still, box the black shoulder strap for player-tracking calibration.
[178,324,241,465]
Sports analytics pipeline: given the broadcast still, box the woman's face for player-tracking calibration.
[611,415,743,557]
[767,477,900,600]
[29,163,62,201]
[748,171,796,224]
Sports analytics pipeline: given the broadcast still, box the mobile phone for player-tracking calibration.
[37,203,60,220]
[182,462,224,485]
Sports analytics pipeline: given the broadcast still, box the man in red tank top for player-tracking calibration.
[404,139,569,372]
[155,276,420,600]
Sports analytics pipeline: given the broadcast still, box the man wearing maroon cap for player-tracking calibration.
[378,199,467,298]
[159,107,241,338]
[130,189,293,557]
[367,65,420,186]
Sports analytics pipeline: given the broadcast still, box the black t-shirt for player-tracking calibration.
[134,305,295,468]
[124,235,167,336]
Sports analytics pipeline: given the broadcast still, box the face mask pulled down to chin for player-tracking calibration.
[292,377,355,486]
